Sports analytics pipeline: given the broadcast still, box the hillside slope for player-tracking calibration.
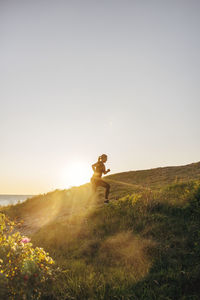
[2,161,200,235]
[107,161,200,189]
[1,161,200,299]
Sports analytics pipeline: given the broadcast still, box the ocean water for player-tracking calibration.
[0,195,34,206]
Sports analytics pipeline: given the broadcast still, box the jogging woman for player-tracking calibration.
[91,154,111,203]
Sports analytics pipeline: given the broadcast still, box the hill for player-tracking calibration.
[2,161,200,235]
[107,161,200,192]
[1,161,200,299]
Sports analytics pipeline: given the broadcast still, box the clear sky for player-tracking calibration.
[1,0,200,194]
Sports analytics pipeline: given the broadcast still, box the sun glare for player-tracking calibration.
[62,161,92,188]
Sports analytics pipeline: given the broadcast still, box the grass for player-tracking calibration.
[1,162,200,299]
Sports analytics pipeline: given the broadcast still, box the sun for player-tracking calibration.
[62,161,92,188]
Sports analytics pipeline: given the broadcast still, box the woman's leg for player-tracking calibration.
[98,180,110,200]
[104,182,110,200]
[91,178,110,201]
[90,178,97,193]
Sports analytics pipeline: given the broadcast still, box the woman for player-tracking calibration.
[91,154,111,203]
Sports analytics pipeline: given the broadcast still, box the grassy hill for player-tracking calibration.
[1,161,200,299]
[107,161,200,190]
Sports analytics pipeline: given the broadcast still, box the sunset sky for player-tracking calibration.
[1,0,200,194]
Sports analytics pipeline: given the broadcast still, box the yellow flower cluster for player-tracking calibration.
[0,213,56,299]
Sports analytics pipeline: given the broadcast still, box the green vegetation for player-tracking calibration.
[1,162,200,299]
[0,214,58,299]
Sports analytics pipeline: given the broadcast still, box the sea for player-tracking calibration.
[0,195,34,206]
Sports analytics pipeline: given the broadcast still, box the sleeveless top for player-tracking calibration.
[93,161,105,178]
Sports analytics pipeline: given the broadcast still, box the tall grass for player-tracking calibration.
[26,181,200,299]
[1,162,200,299]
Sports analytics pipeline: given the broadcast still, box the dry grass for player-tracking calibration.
[99,231,155,279]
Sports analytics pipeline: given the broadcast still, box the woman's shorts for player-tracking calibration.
[91,177,110,189]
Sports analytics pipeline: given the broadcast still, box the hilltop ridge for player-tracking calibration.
[107,161,200,187]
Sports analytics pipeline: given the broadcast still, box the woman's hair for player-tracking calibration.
[98,154,107,162]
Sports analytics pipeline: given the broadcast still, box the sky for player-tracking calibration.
[0,0,200,194]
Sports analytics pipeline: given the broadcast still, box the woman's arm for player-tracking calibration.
[104,168,110,174]
[92,162,98,172]
[102,163,110,174]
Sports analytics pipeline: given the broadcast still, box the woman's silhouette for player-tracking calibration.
[91,154,111,203]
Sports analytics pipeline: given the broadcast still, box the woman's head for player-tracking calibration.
[99,154,107,163]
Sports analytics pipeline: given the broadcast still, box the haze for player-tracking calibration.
[0,0,200,194]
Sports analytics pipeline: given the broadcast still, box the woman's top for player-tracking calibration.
[92,161,106,179]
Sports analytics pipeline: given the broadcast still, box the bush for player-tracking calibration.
[0,213,57,299]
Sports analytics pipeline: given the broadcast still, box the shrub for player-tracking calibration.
[0,213,57,299]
